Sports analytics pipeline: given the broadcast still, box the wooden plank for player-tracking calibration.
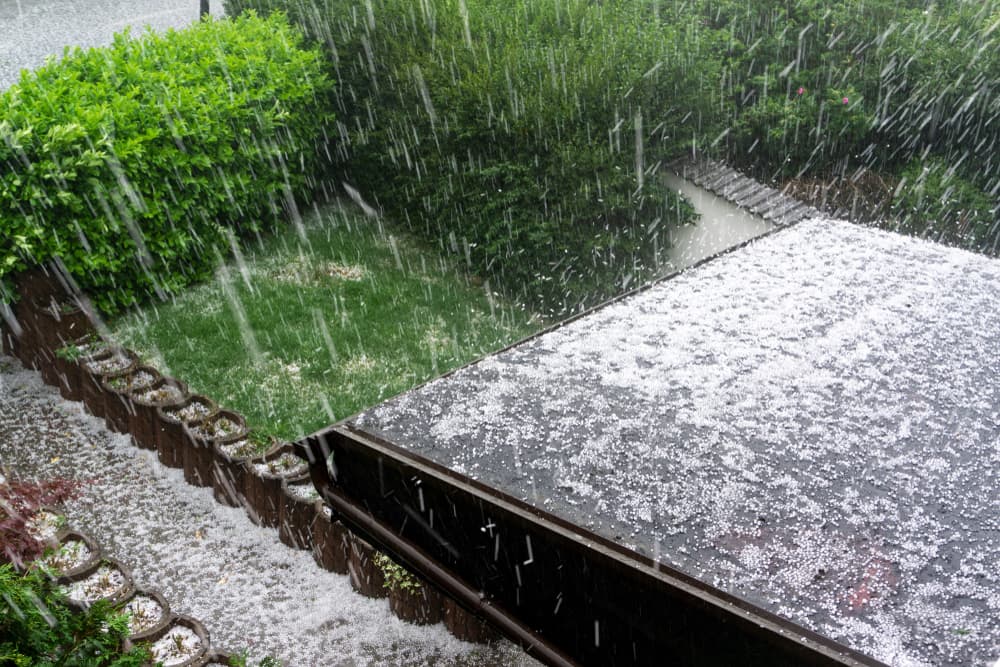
[725,183,762,206]
[749,193,787,216]
[779,206,815,225]
[719,176,756,199]
[769,201,809,226]
[763,199,804,222]
[693,164,729,187]
[779,207,813,226]
[704,169,742,193]
[753,194,789,215]
[732,185,767,207]
[740,187,778,210]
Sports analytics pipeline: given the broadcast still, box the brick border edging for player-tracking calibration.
[16,510,238,665]
[4,293,498,646]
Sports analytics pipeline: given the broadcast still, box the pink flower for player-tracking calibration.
[797,87,804,95]
[842,96,849,104]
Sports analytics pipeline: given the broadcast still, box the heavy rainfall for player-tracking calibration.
[0,1,998,666]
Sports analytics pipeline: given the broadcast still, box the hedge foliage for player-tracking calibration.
[6,1,995,315]
[0,565,149,666]
[0,12,334,313]
[224,0,724,315]
[706,0,1000,253]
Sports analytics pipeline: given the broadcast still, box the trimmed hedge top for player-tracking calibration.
[0,12,334,313]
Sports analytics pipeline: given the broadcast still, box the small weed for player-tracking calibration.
[55,344,84,362]
[373,551,422,593]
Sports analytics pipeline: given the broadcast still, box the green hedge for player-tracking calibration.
[704,0,1000,253]
[225,0,722,315]
[891,157,997,250]
[0,12,334,313]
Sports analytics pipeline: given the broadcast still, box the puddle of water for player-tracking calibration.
[663,172,774,271]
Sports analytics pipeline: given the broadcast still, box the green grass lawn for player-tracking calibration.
[110,202,543,444]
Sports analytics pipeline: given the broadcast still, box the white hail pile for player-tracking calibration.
[37,538,92,575]
[124,593,166,634]
[150,625,203,665]
[63,565,128,604]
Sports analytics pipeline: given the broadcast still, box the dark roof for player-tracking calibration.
[353,218,1000,666]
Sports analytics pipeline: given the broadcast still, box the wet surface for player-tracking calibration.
[355,218,1000,667]
[662,172,774,271]
[0,0,224,89]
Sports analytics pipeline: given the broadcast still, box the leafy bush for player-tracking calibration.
[225,0,721,314]
[695,0,1000,251]
[0,565,149,666]
[891,158,998,252]
[733,85,871,179]
[0,12,334,313]
[225,0,998,265]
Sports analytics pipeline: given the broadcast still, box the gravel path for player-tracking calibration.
[0,0,224,89]
[0,355,533,666]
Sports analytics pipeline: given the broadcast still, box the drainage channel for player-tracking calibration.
[661,154,819,272]
[661,170,774,272]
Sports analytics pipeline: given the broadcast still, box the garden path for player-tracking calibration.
[0,355,536,666]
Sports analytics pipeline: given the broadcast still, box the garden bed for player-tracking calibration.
[2,274,519,653]
[2,479,235,663]
[110,201,542,445]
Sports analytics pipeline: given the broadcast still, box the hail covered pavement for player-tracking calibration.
[0,0,225,90]
[355,218,1000,667]
[0,358,536,666]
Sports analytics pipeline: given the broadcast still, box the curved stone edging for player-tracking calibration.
[21,512,236,661]
[8,282,500,645]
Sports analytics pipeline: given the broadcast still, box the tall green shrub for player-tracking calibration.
[700,0,999,250]
[732,85,871,179]
[891,157,998,252]
[227,0,723,314]
[0,12,334,313]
